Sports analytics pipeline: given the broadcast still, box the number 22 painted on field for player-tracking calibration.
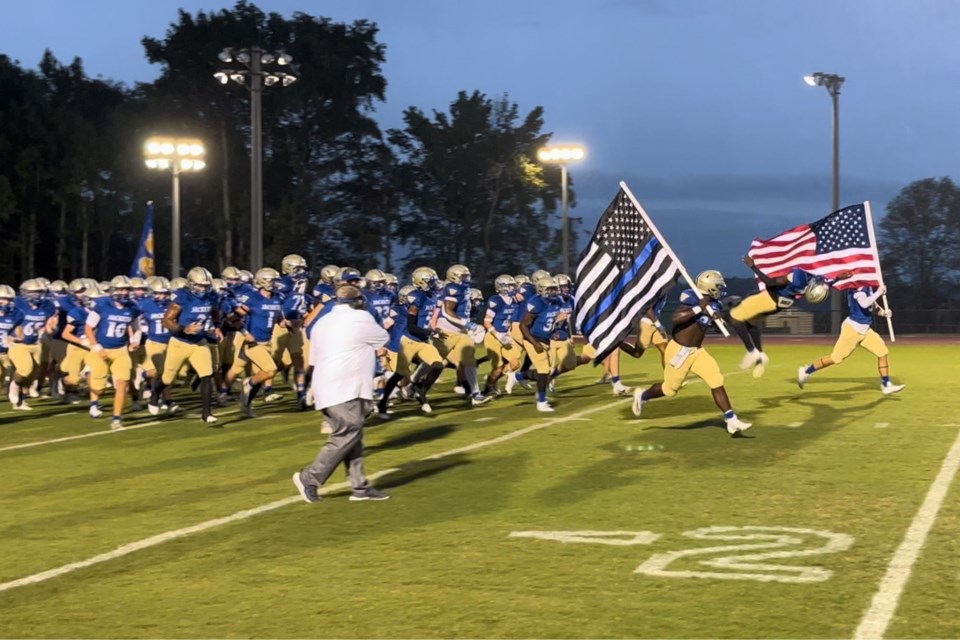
[509,526,854,584]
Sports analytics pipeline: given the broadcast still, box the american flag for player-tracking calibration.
[574,185,679,363]
[747,203,880,291]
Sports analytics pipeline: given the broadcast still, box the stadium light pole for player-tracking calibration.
[143,137,207,277]
[537,145,586,275]
[214,46,297,271]
[804,71,845,334]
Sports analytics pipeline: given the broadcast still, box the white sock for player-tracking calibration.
[464,367,480,395]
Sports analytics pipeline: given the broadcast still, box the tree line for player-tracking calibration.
[0,1,956,315]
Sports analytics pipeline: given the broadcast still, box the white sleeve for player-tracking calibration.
[361,312,389,348]
[86,311,102,329]
[853,290,882,309]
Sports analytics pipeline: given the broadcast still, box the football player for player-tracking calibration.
[138,277,173,407]
[435,264,490,406]
[8,279,58,410]
[272,254,311,404]
[731,255,850,377]
[510,276,563,412]
[85,276,142,430]
[0,284,25,397]
[391,266,445,413]
[59,280,98,405]
[482,275,522,395]
[797,283,905,395]
[631,270,752,435]
[149,267,220,424]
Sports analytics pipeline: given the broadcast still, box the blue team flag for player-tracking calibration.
[130,202,156,278]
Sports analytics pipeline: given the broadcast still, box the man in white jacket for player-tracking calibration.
[292,285,391,502]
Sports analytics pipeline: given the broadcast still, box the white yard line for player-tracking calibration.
[0,409,243,453]
[0,395,632,594]
[874,422,890,429]
[853,427,960,640]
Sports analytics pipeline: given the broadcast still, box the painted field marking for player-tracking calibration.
[0,395,633,594]
[0,409,243,454]
[473,417,495,422]
[853,428,960,640]
[787,422,804,428]
[874,423,890,429]
[510,530,661,546]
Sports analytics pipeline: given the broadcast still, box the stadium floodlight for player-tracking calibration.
[143,136,206,277]
[537,144,587,275]
[213,45,299,271]
[803,71,845,334]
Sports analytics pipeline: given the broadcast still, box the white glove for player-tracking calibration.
[468,324,486,344]
[497,331,514,347]
[876,284,887,296]
[879,308,893,318]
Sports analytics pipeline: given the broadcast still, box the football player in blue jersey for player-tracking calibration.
[482,274,522,396]
[0,284,25,396]
[434,264,491,406]
[383,272,399,295]
[312,264,340,302]
[364,269,397,327]
[632,270,752,435]
[797,283,905,395]
[508,273,537,384]
[225,267,283,418]
[42,279,72,401]
[547,275,579,393]
[270,254,311,403]
[150,267,220,424]
[731,255,851,378]
[138,277,173,406]
[59,280,100,404]
[392,266,446,413]
[508,276,563,411]
[8,279,58,410]
[85,276,143,430]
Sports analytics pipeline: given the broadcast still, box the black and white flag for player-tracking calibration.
[574,183,680,363]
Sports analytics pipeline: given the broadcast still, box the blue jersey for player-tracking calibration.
[65,306,89,341]
[367,289,397,327]
[402,289,437,343]
[485,294,518,333]
[170,288,216,345]
[276,274,311,320]
[312,282,336,303]
[138,298,172,344]
[14,298,57,346]
[90,299,141,349]
[848,287,876,325]
[552,293,575,340]
[442,282,471,321]
[678,289,723,330]
[512,282,538,322]
[386,305,407,353]
[525,295,562,343]
[242,290,283,342]
[0,308,26,354]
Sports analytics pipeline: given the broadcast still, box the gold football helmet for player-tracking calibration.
[281,254,307,276]
[695,270,727,299]
[412,267,438,291]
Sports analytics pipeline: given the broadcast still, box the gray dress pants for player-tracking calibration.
[303,398,372,492]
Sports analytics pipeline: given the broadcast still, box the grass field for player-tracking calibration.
[1,340,958,639]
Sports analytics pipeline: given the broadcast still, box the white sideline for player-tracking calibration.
[853,428,960,639]
[0,409,243,453]
[0,396,632,594]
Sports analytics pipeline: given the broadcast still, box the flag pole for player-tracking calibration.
[619,181,730,337]
[863,200,895,342]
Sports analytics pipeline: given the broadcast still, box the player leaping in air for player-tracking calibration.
[729,255,851,378]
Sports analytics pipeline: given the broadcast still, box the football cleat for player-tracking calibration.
[420,402,433,414]
[612,382,632,396]
[631,387,647,418]
[536,401,555,413]
[739,350,760,371]
[452,385,467,396]
[504,373,517,395]
[471,393,492,406]
[202,415,219,425]
[882,382,906,396]
[263,391,284,404]
[725,416,753,435]
[12,401,32,411]
[110,419,125,431]
[797,366,811,389]
[89,405,103,419]
[147,401,160,416]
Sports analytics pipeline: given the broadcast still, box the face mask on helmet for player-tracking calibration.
[112,287,131,302]
[0,297,14,312]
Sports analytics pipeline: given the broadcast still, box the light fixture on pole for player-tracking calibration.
[537,145,586,276]
[214,46,297,271]
[143,136,206,277]
[803,71,845,334]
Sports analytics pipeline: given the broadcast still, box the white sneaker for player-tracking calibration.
[420,402,433,414]
[202,415,219,425]
[725,416,753,434]
[263,391,283,403]
[536,401,555,412]
[12,401,32,411]
[471,393,492,406]
[504,373,517,395]
[758,351,770,366]
[453,385,467,395]
[752,362,766,379]
[8,384,20,406]
[321,420,333,434]
[612,382,632,396]
[28,381,40,398]
[739,349,760,370]
[882,382,906,396]
[110,419,125,431]
[148,402,160,416]
[631,387,647,418]
[90,405,103,419]
[797,366,811,389]
[165,402,180,415]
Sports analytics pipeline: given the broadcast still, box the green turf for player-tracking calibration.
[0,342,957,638]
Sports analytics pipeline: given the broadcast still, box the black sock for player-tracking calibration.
[379,373,404,411]
[199,377,213,418]
[420,363,443,403]
[521,354,532,373]
[536,373,549,395]
[152,380,168,405]
[249,382,263,406]
[732,322,754,351]
[747,324,763,352]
